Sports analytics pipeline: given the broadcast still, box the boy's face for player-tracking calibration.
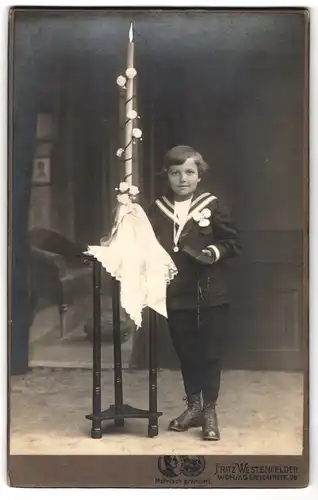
[167,158,200,200]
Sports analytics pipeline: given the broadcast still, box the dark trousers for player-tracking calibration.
[167,305,229,403]
[180,358,222,402]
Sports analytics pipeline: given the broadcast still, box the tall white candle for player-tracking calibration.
[125,23,134,185]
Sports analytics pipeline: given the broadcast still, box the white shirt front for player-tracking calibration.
[174,197,192,229]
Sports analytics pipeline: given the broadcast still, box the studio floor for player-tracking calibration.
[9,368,304,456]
[28,298,134,370]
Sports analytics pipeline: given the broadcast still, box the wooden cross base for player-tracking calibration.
[86,404,162,438]
[82,255,162,439]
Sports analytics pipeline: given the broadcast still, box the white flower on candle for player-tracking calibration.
[116,148,124,157]
[117,193,130,204]
[115,182,139,203]
[129,185,139,196]
[119,181,129,192]
[116,75,126,87]
[132,128,142,138]
[126,67,137,79]
[127,109,137,120]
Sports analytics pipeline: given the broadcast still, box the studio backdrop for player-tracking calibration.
[9,10,307,373]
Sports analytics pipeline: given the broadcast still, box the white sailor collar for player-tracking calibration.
[155,191,217,226]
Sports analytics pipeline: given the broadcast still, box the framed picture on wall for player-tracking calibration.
[32,157,51,186]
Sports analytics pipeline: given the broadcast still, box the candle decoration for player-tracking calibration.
[132,127,142,138]
[116,75,126,88]
[127,109,137,120]
[126,67,137,79]
[115,22,142,187]
[82,22,177,439]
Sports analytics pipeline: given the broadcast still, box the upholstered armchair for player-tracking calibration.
[28,227,91,337]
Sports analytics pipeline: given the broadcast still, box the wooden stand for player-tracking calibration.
[84,256,162,438]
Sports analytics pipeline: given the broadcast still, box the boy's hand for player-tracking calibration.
[201,249,213,257]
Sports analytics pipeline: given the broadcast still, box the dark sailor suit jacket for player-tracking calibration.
[147,189,242,310]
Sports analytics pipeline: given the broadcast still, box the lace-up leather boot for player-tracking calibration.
[168,394,203,432]
[202,401,220,441]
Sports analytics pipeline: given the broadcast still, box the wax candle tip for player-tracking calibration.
[129,23,134,42]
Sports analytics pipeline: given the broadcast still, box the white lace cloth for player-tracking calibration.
[86,200,178,328]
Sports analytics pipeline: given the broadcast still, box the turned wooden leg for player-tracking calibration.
[148,309,159,437]
[59,303,68,338]
[92,260,102,438]
[112,278,124,427]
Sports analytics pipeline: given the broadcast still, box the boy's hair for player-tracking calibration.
[162,145,209,177]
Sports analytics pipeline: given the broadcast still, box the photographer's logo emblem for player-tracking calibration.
[158,456,205,478]
[158,456,183,477]
[182,456,206,477]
